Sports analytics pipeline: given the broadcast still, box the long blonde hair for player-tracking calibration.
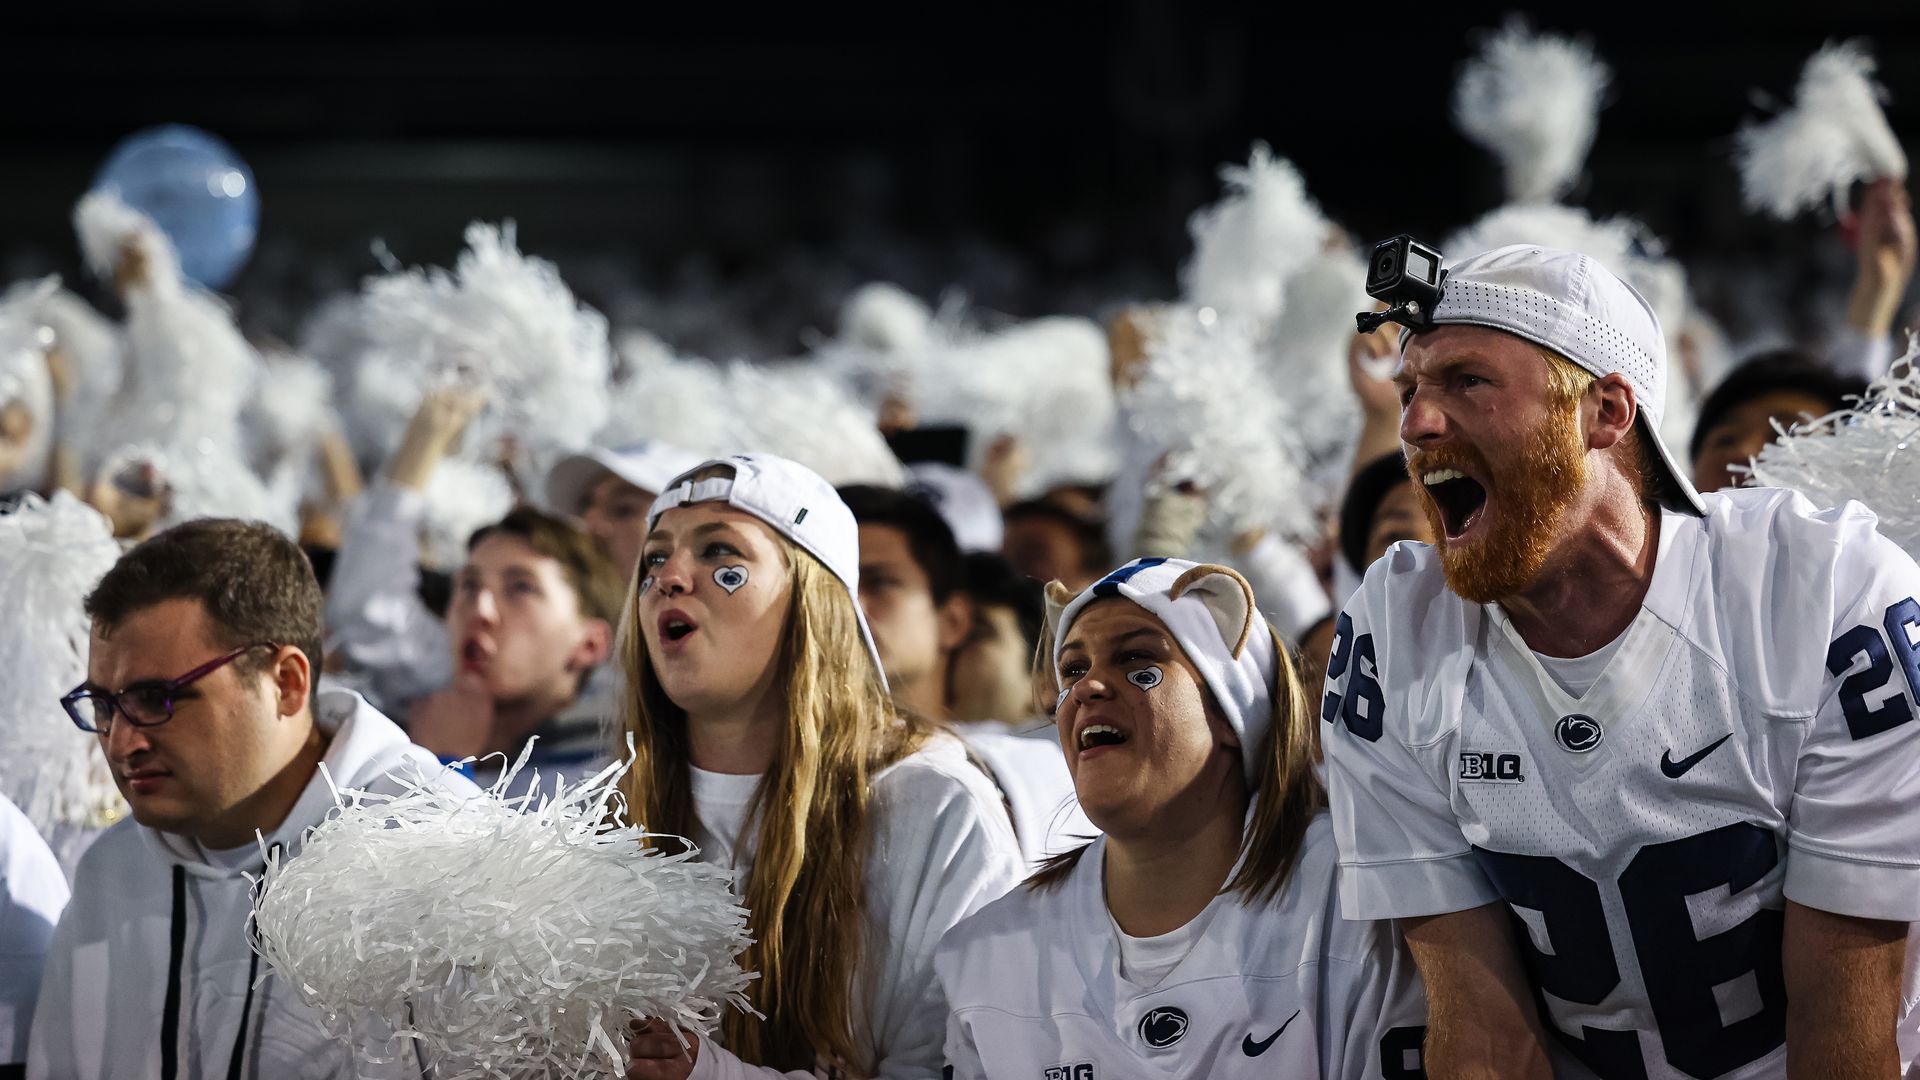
[1028,599,1321,904]
[616,527,930,1071]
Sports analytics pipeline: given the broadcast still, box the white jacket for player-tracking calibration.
[1,794,68,1067]
[27,689,480,1080]
[685,733,1025,1079]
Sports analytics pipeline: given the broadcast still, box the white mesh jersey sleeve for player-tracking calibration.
[1782,499,1920,921]
[1323,541,1501,921]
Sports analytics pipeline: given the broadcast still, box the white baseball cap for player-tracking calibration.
[648,453,887,689]
[904,462,1005,553]
[544,441,706,517]
[1415,244,1706,515]
[1049,557,1277,784]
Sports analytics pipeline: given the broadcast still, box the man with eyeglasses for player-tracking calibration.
[28,518,476,1080]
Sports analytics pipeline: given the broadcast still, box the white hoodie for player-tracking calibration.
[27,689,480,1080]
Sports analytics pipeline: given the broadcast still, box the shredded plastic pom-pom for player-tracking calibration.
[251,748,756,1080]
[1737,41,1908,221]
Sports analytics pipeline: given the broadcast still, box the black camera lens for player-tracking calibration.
[1373,250,1399,282]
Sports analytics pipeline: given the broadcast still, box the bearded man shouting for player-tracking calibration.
[1322,244,1920,1080]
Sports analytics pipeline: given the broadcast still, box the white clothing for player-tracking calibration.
[1527,626,1626,698]
[1323,489,1920,1079]
[688,765,761,872]
[684,733,1023,1080]
[323,482,450,715]
[1,795,68,1066]
[1108,902,1213,989]
[27,689,481,1080]
[1235,532,1333,643]
[951,721,1094,871]
[936,814,1429,1079]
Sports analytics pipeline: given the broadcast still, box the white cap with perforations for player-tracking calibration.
[648,452,889,688]
[1415,243,1706,515]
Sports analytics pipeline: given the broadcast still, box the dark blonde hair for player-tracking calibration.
[1026,596,1321,906]
[615,475,932,1072]
[1541,349,1667,505]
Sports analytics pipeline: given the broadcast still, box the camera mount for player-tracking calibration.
[1355,234,1448,335]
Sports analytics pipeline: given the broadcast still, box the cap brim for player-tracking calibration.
[543,453,616,516]
[1639,414,1706,516]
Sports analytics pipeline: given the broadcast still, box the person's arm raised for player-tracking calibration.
[1402,905,1554,1079]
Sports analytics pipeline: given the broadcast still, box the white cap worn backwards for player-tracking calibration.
[648,452,887,688]
[1414,243,1706,515]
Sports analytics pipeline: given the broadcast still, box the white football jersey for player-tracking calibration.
[935,813,1429,1080]
[1323,489,1920,1080]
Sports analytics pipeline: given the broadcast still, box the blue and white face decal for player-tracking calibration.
[1126,666,1164,692]
[638,575,656,595]
[713,565,749,595]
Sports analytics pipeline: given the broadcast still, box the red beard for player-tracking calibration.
[1407,402,1587,604]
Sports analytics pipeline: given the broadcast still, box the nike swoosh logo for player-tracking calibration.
[1660,733,1733,779]
[1242,1009,1302,1057]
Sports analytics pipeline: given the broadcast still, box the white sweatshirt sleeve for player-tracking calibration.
[1829,327,1897,382]
[686,746,1023,1080]
[324,481,450,714]
[1,798,68,1068]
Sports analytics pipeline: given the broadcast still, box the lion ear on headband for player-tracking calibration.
[1042,579,1078,642]
[1168,563,1259,661]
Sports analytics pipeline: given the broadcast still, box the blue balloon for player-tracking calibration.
[92,124,259,291]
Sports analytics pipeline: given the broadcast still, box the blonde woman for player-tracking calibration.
[934,558,1429,1077]
[621,454,1023,1080]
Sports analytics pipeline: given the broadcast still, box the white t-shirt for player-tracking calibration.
[684,732,1024,1080]
[1,794,68,1066]
[689,765,762,873]
[1108,893,1220,990]
[936,813,1429,1079]
[1323,489,1920,1079]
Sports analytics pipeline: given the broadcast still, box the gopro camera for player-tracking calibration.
[1356,235,1448,335]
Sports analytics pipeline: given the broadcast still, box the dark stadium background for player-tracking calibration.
[4,1,1916,355]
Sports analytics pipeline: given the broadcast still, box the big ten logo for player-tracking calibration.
[1459,751,1526,784]
[1044,1064,1095,1080]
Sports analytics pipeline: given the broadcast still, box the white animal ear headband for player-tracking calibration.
[1049,558,1277,782]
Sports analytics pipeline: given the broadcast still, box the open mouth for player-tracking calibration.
[460,640,491,668]
[1422,468,1488,540]
[1076,724,1128,752]
[657,610,700,644]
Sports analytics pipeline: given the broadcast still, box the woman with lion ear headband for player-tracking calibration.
[934,557,1430,1078]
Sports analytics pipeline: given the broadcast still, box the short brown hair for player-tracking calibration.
[468,507,624,624]
[86,519,326,675]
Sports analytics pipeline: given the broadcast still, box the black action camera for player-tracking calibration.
[1355,235,1448,335]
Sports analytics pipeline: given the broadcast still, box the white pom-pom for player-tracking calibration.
[1737,41,1909,220]
[1743,342,1920,557]
[722,361,904,487]
[909,316,1117,494]
[246,352,335,468]
[0,493,126,841]
[73,190,183,289]
[1454,19,1612,204]
[1117,309,1312,546]
[1266,244,1370,486]
[1181,144,1328,330]
[596,349,739,460]
[421,459,516,570]
[838,282,932,354]
[356,222,613,467]
[251,751,755,1079]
